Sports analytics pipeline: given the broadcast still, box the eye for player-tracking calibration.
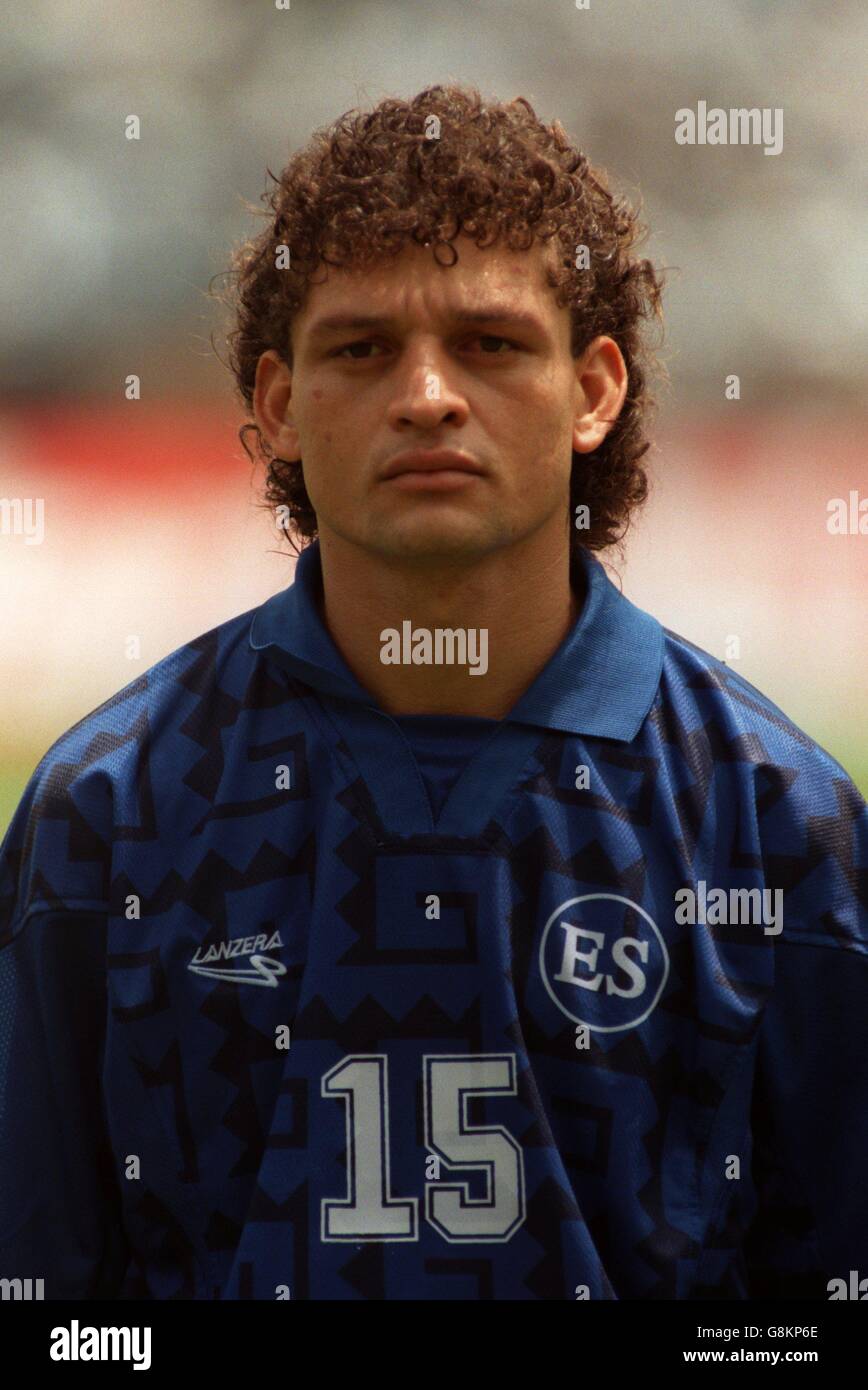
[332,334,518,360]
[335,340,382,359]
[474,335,515,354]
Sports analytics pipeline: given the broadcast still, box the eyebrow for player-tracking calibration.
[305,307,549,341]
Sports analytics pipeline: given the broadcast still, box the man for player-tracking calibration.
[1,84,865,1300]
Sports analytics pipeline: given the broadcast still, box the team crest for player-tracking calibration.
[538,894,668,1033]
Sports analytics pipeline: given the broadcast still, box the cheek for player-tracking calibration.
[298,397,336,451]
[512,410,573,487]
[519,458,568,505]
[302,383,352,447]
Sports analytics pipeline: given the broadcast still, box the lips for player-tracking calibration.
[381,448,485,480]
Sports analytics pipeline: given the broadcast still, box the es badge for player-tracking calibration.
[538,893,669,1033]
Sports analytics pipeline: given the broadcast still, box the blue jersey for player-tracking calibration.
[1,540,866,1300]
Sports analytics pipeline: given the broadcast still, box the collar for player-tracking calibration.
[249,539,663,742]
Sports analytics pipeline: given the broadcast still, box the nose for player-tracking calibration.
[385,341,470,431]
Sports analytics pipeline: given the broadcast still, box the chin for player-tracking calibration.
[374,529,497,564]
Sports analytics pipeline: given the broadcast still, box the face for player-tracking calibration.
[254,235,626,568]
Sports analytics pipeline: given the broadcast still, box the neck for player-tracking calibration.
[315,531,583,719]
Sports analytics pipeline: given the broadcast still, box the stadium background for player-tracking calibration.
[1,0,865,835]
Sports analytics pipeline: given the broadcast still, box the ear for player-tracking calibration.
[572,336,629,454]
[253,350,301,460]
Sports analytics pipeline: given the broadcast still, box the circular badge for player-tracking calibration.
[538,893,669,1033]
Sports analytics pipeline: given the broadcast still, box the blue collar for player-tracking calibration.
[249,539,663,743]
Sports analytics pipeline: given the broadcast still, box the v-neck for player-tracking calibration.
[248,539,665,840]
[315,698,548,840]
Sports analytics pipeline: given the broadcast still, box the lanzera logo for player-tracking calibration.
[187,930,286,987]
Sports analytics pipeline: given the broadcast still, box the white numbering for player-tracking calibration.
[321,1053,526,1244]
[424,1054,525,1242]
[321,1056,417,1240]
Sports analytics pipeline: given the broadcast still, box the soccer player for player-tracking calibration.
[1,84,865,1301]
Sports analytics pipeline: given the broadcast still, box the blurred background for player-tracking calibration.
[1,0,866,834]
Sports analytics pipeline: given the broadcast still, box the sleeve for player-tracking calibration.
[744,772,868,1298]
[0,760,130,1298]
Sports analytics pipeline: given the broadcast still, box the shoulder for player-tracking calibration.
[656,624,855,783]
[654,626,867,949]
[0,599,270,939]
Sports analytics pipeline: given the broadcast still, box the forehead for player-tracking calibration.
[295,236,565,339]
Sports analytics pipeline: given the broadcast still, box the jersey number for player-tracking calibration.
[321,1053,526,1244]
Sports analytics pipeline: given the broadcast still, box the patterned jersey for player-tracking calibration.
[1,539,866,1300]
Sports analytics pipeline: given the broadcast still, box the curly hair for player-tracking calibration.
[219,83,667,558]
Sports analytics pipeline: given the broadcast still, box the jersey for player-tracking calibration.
[1,537,866,1300]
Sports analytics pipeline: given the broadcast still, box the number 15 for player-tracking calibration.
[321,1053,526,1244]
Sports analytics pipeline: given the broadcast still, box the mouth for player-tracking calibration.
[380,449,486,491]
[383,468,484,492]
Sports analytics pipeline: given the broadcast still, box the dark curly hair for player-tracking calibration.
[218,83,667,558]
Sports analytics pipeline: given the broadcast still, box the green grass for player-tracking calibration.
[0,758,43,842]
[819,742,868,802]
